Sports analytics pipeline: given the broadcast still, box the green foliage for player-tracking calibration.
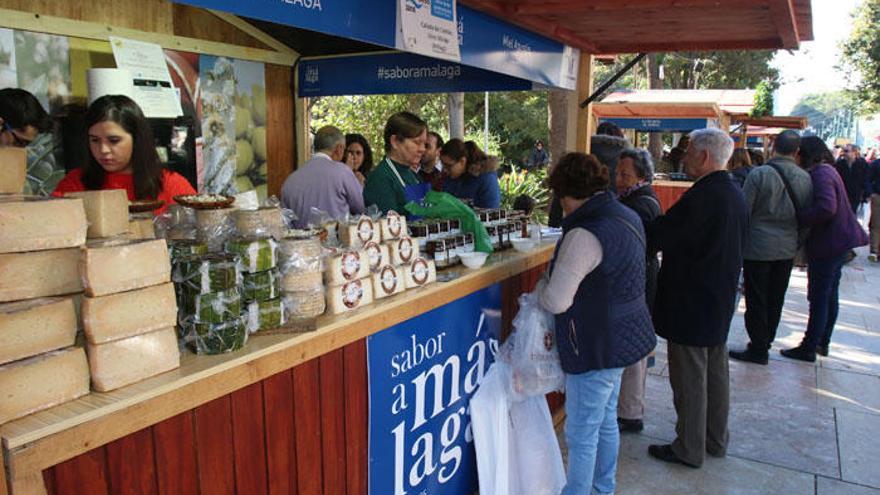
[791,92,859,141]
[750,80,776,117]
[463,91,548,167]
[840,0,880,114]
[659,51,779,89]
[499,167,549,224]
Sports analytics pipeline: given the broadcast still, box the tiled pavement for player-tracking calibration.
[556,246,880,494]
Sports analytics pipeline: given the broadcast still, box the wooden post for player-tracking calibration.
[576,53,595,154]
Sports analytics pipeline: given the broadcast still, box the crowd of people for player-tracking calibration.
[537,123,869,494]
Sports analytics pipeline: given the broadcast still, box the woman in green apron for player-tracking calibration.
[363,111,430,214]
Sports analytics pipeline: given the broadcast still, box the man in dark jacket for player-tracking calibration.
[835,144,868,214]
[645,128,748,469]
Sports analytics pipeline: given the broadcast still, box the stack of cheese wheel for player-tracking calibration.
[195,207,235,251]
[235,206,287,241]
[174,252,246,354]
[278,235,325,320]
[324,247,373,315]
[226,237,284,333]
[370,211,417,301]
[0,196,90,424]
[80,238,180,392]
[338,215,380,249]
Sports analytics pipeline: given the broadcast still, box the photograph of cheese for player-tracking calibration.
[14,31,71,113]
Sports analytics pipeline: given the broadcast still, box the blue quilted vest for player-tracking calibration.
[550,192,657,374]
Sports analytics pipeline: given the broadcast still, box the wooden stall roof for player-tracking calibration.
[460,0,813,53]
[593,89,755,119]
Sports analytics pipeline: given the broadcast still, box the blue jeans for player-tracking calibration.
[562,367,624,495]
[803,253,847,348]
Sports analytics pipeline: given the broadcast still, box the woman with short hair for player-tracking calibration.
[362,111,427,214]
[536,152,655,495]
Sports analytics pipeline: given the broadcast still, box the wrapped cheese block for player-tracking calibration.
[169,239,209,264]
[380,210,407,241]
[339,216,379,248]
[182,315,248,355]
[87,327,180,392]
[0,147,26,194]
[283,289,326,319]
[0,347,89,424]
[325,250,370,286]
[0,197,87,253]
[371,265,404,300]
[387,236,419,266]
[195,207,235,249]
[0,248,83,302]
[278,237,323,273]
[0,297,77,366]
[225,237,277,273]
[243,269,281,303]
[81,239,171,297]
[404,257,437,289]
[173,253,240,294]
[181,287,241,324]
[82,283,177,345]
[235,207,286,239]
[245,297,286,333]
[127,216,156,240]
[280,270,323,292]
[364,241,390,272]
[326,278,374,315]
[64,189,129,239]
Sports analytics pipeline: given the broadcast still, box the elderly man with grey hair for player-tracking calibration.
[645,128,748,469]
[615,148,662,434]
[281,125,365,228]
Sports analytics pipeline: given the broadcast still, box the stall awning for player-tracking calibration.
[599,117,717,132]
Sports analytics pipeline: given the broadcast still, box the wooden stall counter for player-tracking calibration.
[1,244,554,495]
[652,179,693,212]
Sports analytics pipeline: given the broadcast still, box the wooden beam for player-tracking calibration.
[468,1,600,53]
[206,10,299,57]
[597,38,783,53]
[508,0,761,15]
[576,53,595,154]
[0,7,297,66]
[768,0,800,48]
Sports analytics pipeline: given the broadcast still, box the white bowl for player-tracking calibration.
[511,238,538,252]
[459,252,489,269]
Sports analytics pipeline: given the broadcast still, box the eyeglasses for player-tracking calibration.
[2,122,32,147]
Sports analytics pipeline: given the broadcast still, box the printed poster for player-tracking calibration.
[397,0,460,62]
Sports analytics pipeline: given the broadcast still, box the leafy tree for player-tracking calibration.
[750,79,776,117]
[463,91,548,167]
[791,92,858,141]
[840,0,880,114]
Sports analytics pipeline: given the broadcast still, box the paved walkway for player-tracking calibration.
[559,245,880,494]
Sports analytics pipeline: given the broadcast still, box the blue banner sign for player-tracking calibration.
[600,117,714,132]
[298,52,532,96]
[367,284,502,495]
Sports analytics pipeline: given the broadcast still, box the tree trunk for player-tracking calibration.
[447,92,465,139]
[646,54,664,164]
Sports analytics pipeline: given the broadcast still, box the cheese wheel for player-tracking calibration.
[380,211,407,241]
[65,189,129,239]
[363,241,390,272]
[326,278,374,315]
[81,239,171,297]
[0,147,26,194]
[283,289,326,319]
[404,257,437,289]
[0,197,87,253]
[82,283,177,345]
[0,347,89,424]
[0,297,77,365]
[87,327,180,392]
[0,248,83,302]
[324,250,370,286]
[371,265,404,300]
[127,217,156,240]
[339,216,378,248]
[235,207,286,239]
[278,237,323,273]
[387,236,419,266]
[281,270,323,291]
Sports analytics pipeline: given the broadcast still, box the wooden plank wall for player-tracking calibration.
[265,64,297,198]
[0,0,174,34]
[39,268,548,494]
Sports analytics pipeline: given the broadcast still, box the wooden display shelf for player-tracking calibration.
[1,244,553,494]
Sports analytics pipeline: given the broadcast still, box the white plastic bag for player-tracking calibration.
[472,361,566,495]
[500,292,565,400]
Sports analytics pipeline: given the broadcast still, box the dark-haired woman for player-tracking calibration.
[780,136,868,362]
[534,152,655,495]
[440,139,501,208]
[363,111,427,214]
[343,133,373,185]
[53,95,195,214]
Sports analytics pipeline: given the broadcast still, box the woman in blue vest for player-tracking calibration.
[535,152,656,495]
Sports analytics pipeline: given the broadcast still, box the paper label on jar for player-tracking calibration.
[399,237,414,263]
[380,266,398,294]
[343,280,364,308]
[341,252,361,280]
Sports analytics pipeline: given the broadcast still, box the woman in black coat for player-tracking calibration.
[614,148,662,433]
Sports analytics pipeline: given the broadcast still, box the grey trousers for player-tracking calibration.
[667,342,730,467]
[618,356,648,420]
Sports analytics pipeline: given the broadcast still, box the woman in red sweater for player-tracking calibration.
[53,95,195,214]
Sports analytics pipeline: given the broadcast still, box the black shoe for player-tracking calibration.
[728,348,769,365]
[816,345,829,357]
[648,444,699,468]
[618,417,644,433]
[780,346,816,362]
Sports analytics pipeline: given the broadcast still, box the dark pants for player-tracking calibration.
[668,342,730,467]
[743,259,794,354]
[802,253,847,348]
